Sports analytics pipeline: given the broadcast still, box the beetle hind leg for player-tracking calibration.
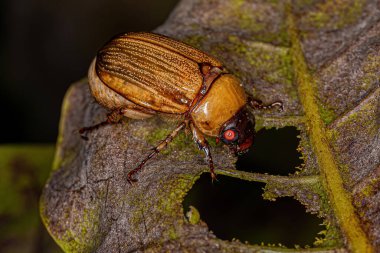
[79,108,124,140]
[127,121,187,183]
[79,106,154,140]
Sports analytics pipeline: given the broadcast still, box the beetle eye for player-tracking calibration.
[223,129,238,142]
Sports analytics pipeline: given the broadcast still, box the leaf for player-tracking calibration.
[40,0,380,252]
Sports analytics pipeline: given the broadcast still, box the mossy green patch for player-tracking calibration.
[318,103,336,125]
[359,53,380,92]
[146,127,198,156]
[362,177,380,197]
[186,206,201,225]
[222,36,294,98]
[142,121,223,159]
[53,207,100,253]
[53,229,86,253]
[182,35,205,49]
[303,0,364,29]
[254,116,265,132]
[314,220,343,248]
[209,1,289,45]
[293,0,319,9]
[352,176,380,221]
[164,176,197,214]
[227,0,264,32]
[327,99,378,188]
[333,94,378,138]
[154,175,199,241]
[167,227,178,240]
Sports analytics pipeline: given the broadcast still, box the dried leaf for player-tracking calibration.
[41,0,380,252]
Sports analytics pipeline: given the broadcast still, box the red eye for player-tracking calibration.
[223,129,236,141]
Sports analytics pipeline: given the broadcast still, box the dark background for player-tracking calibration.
[0,0,179,143]
[0,1,179,252]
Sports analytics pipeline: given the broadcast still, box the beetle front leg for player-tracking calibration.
[247,96,283,111]
[127,121,187,183]
[190,123,217,181]
[79,108,125,140]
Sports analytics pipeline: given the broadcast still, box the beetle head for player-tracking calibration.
[218,107,255,155]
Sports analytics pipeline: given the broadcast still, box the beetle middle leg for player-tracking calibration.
[127,121,187,183]
[190,123,217,181]
[247,96,283,111]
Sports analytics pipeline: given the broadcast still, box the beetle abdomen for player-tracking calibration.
[95,32,222,114]
[88,59,155,119]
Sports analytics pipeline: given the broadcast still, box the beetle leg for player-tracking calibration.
[127,121,187,183]
[190,123,217,182]
[199,63,223,87]
[79,108,124,140]
[247,96,283,111]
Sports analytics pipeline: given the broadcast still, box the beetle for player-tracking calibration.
[80,32,282,182]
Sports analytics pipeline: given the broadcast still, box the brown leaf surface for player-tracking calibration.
[41,0,379,252]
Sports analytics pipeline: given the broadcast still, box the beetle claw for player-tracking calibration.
[127,179,137,184]
[80,134,89,141]
[79,128,89,141]
[271,101,283,111]
[210,171,218,183]
[127,172,138,184]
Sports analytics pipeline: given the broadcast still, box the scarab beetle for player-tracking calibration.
[80,32,282,182]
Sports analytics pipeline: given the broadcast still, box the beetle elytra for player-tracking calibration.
[80,32,282,182]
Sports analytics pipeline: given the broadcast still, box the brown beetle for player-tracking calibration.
[80,32,282,182]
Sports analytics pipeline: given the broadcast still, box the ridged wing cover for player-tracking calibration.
[96,32,222,114]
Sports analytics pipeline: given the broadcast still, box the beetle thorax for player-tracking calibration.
[190,74,247,136]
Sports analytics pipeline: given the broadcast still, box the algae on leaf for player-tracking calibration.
[41,0,380,252]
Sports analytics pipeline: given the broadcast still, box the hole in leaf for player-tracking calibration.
[183,174,323,247]
[236,127,301,175]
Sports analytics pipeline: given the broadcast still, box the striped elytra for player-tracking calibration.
[95,32,222,114]
[84,32,275,182]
